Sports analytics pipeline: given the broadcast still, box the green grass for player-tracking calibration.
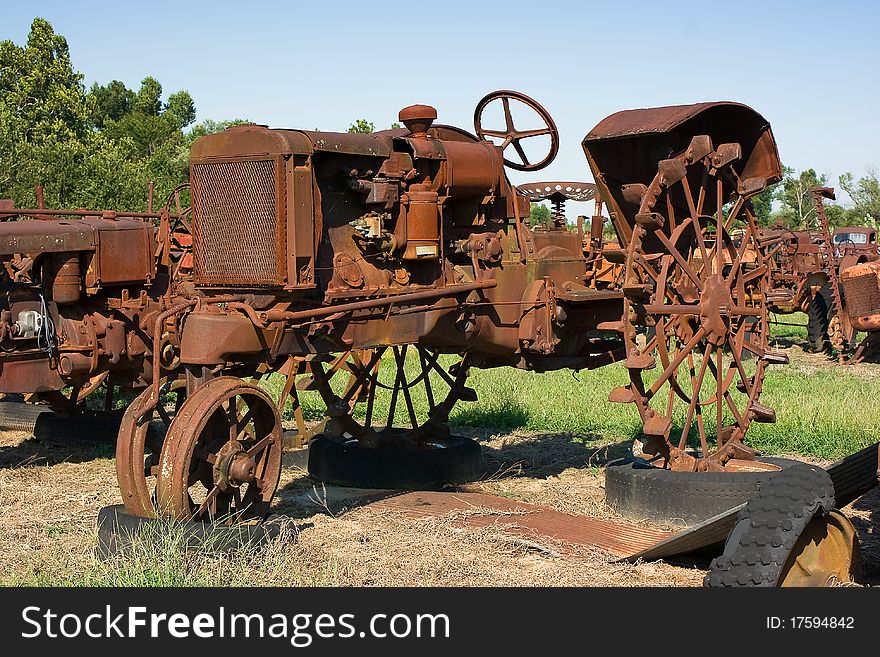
[2,520,336,587]
[769,311,809,340]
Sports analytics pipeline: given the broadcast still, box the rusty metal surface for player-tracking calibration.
[191,158,282,286]
[583,101,781,249]
[370,490,672,557]
[778,510,863,587]
[623,504,742,562]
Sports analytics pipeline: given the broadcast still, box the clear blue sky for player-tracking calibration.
[4,0,879,210]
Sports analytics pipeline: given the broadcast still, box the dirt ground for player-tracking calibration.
[0,423,876,587]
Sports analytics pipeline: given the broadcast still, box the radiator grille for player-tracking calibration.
[191,159,281,285]
[842,272,880,318]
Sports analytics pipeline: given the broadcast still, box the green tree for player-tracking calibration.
[776,167,828,228]
[529,202,551,226]
[90,79,135,129]
[0,19,208,211]
[187,118,251,141]
[0,17,90,142]
[347,120,404,134]
[750,182,779,226]
[840,170,880,223]
[348,119,375,134]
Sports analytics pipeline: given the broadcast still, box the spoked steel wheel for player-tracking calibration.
[614,135,786,471]
[308,345,476,448]
[115,378,186,518]
[156,377,282,523]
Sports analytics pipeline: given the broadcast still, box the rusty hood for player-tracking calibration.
[582,101,781,245]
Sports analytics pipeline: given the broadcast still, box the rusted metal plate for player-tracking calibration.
[584,102,765,141]
[622,505,742,563]
[370,490,672,557]
[0,219,97,254]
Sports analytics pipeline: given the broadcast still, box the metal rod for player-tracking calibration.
[261,279,497,323]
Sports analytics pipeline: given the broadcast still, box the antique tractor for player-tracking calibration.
[0,91,787,524]
[760,190,879,353]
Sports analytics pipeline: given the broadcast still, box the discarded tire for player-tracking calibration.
[806,288,831,353]
[604,457,802,526]
[0,400,124,441]
[308,434,482,489]
[705,463,838,587]
[96,505,283,559]
[0,401,52,432]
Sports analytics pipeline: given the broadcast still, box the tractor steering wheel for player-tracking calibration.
[474,90,559,172]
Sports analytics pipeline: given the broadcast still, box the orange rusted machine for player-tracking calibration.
[0,91,787,524]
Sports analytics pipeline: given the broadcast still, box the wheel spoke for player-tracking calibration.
[245,434,274,457]
[678,344,712,452]
[193,485,220,520]
[234,406,257,442]
[512,139,530,166]
[647,327,706,398]
[395,346,419,430]
[653,230,704,292]
[502,96,514,132]
[516,127,551,139]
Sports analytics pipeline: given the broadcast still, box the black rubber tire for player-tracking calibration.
[0,401,52,432]
[807,289,830,353]
[604,457,804,526]
[307,434,482,489]
[32,412,124,442]
[96,505,283,559]
[704,463,835,586]
[0,400,125,441]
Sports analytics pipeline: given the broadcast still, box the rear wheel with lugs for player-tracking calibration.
[704,463,862,587]
[305,346,482,488]
[614,135,785,472]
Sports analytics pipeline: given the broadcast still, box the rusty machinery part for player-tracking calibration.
[612,135,785,472]
[822,284,856,353]
[517,181,597,203]
[517,181,597,226]
[155,377,283,523]
[116,378,187,517]
[704,463,863,587]
[841,259,880,362]
[806,285,834,354]
[272,352,369,449]
[474,90,559,172]
[810,188,853,355]
[162,183,193,281]
[305,346,476,449]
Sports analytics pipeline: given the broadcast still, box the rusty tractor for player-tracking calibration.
[841,253,880,362]
[0,91,794,526]
[761,190,878,354]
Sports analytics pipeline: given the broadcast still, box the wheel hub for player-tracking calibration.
[213,440,256,490]
[699,274,734,345]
